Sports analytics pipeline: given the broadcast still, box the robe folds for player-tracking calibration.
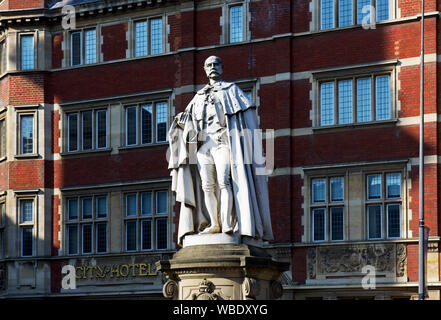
[168,81,274,246]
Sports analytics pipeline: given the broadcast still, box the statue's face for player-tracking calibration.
[204,57,223,80]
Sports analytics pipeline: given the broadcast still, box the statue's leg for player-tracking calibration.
[213,143,233,234]
[197,144,221,234]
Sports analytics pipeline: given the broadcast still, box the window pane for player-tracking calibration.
[367,204,382,239]
[367,174,382,200]
[356,77,372,122]
[156,218,168,249]
[330,207,344,240]
[96,110,107,149]
[82,197,92,219]
[357,0,372,24]
[21,35,34,70]
[135,20,148,57]
[243,90,253,104]
[21,227,33,256]
[82,224,92,253]
[96,196,107,218]
[330,176,344,202]
[320,82,335,126]
[141,220,152,250]
[156,191,168,214]
[126,220,137,251]
[126,106,137,145]
[338,0,353,27]
[141,192,152,215]
[21,199,33,223]
[150,18,163,55]
[21,115,34,154]
[312,208,326,241]
[67,198,78,220]
[156,102,168,142]
[386,173,401,198]
[96,223,107,253]
[68,225,78,255]
[338,79,353,124]
[71,32,81,66]
[0,41,6,74]
[82,111,93,150]
[126,193,137,216]
[387,204,400,238]
[84,29,96,64]
[0,119,5,157]
[312,178,326,203]
[68,113,78,152]
[375,75,391,120]
[141,104,152,144]
[320,0,335,30]
[376,0,389,21]
[230,5,243,43]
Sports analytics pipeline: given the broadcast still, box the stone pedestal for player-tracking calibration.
[156,235,289,300]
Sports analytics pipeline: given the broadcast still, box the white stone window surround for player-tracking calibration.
[314,0,397,31]
[310,176,345,242]
[14,104,40,159]
[132,15,166,58]
[64,193,109,256]
[123,99,169,147]
[303,161,408,244]
[312,60,398,129]
[63,106,110,154]
[123,188,170,252]
[65,25,101,67]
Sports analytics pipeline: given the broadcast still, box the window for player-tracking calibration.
[124,189,169,251]
[125,101,168,146]
[20,34,34,70]
[66,108,108,152]
[134,17,164,57]
[318,73,392,126]
[0,40,6,74]
[19,199,34,257]
[0,118,5,159]
[18,113,35,155]
[320,0,391,30]
[70,28,97,66]
[229,4,244,43]
[366,172,402,239]
[310,176,345,242]
[65,194,108,255]
[0,202,5,258]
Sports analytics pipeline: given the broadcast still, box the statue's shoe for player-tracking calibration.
[201,225,221,234]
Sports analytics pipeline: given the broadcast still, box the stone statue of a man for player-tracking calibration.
[168,56,273,246]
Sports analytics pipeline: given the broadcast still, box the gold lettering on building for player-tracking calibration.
[75,263,157,280]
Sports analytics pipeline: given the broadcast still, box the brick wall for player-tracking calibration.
[101,23,128,62]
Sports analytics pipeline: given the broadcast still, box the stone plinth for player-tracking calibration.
[156,240,289,300]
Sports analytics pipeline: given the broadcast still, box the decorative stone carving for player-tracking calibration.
[163,279,178,299]
[243,277,260,300]
[317,244,394,274]
[396,243,407,277]
[191,279,226,300]
[269,280,283,300]
[306,247,316,279]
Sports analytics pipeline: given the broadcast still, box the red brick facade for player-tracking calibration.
[0,0,439,300]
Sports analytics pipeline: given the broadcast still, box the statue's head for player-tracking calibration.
[204,56,223,81]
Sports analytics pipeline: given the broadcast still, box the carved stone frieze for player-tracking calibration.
[396,243,407,277]
[306,243,408,279]
[306,247,316,279]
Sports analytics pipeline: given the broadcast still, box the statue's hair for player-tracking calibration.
[204,55,222,66]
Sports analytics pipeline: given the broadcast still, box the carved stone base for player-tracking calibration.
[156,243,289,300]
